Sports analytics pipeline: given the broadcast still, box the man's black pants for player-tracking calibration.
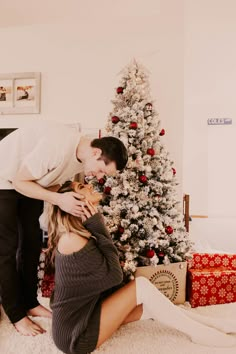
[0,190,43,323]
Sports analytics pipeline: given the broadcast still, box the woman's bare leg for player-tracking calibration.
[122,304,143,325]
[96,281,138,347]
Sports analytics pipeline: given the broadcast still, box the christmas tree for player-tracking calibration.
[91,60,193,280]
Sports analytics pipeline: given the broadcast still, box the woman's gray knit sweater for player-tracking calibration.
[50,212,123,354]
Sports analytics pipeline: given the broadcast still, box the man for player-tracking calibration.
[0,120,127,336]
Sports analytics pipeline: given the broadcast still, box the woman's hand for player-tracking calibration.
[81,200,97,222]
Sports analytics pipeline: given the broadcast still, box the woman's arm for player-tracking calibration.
[83,212,110,239]
[80,200,110,238]
[82,201,123,286]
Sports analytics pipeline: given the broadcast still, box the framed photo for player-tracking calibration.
[0,72,41,114]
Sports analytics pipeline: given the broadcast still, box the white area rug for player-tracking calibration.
[1,297,236,354]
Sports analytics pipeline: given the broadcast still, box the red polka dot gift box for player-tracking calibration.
[187,253,236,308]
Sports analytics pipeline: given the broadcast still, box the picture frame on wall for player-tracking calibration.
[0,72,41,114]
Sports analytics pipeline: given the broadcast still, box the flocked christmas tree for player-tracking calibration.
[91,60,193,280]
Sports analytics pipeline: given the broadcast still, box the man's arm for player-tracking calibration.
[12,165,84,217]
[46,184,61,192]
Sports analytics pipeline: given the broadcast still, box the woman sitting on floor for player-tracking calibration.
[46,181,236,354]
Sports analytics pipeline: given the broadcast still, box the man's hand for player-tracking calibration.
[57,192,86,217]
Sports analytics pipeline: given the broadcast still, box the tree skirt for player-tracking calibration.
[0,298,236,354]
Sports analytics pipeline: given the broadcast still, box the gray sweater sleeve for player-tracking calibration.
[83,212,123,286]
[83,212,111,239]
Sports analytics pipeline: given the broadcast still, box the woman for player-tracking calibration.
[47,181,236,354]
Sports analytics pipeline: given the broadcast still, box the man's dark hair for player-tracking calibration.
[91,136,128,171]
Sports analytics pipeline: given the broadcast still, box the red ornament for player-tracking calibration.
[104,186,111,195]
[118,226,124,234]
[165,226,174,235]
[159,129,165,136]
[139,175,148,184]
[111,116,120,124]
[172,167,176,175]
[147,148,155,156]
[129,122,138,129]
[98,178,105,185]
[117,87,124,94]
[146,249,155,258]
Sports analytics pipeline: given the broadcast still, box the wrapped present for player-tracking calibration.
[187,253,236,307]
[188,253,236,270]
[41,273,55,298]
[135,262,187,304]
[37,249,55,298]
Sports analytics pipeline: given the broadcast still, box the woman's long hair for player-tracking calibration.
[45,181,91,265]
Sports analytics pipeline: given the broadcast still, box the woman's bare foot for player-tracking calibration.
[27,304,52,318]
[14,316,45,336]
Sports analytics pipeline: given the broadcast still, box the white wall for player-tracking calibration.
[0,0,184,196]
[184,0,236,216]
[208,124,236,218]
